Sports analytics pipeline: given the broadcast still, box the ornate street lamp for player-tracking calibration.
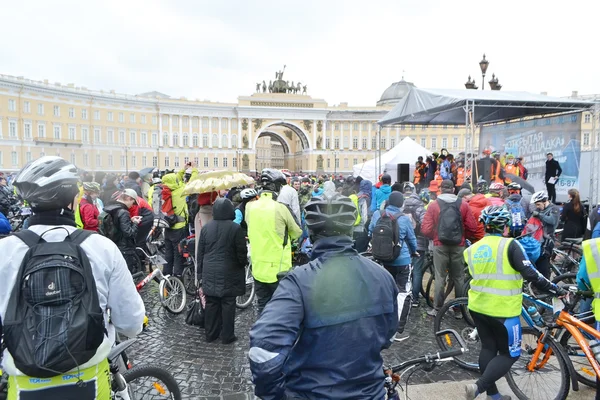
[479,54,489,91]
[489,73,502,90]
[465,75,478,90]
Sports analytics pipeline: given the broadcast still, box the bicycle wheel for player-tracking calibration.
[159,276,187,314]
[181,264,196,296]
[236,265,255,309]
[506,327,570,400]
[122,365,182,400]
[420,260,433,299]
[433,297,480,371]
[552,272,577,286]
[560,329,598,388]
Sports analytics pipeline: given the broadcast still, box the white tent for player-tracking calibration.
[353,137,431,182]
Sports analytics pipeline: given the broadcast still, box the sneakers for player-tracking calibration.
[411,300,420,308]
[465,383,478,400]
[394,333,410,342]
[426,308,438,317]
[451,306,464,320]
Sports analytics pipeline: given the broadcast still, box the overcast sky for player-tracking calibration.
[2,0,598,106]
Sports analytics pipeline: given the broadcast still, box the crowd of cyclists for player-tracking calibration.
[2,152,600,399]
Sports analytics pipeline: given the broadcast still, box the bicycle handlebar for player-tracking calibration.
[390,348,465,373]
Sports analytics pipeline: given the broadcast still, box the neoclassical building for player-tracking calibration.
[0,72,498,175]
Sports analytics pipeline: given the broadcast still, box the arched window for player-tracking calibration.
[202,134,208,147]
[173,133,179,147]
[183,133,188,147]
[193,134,199,147]
[162,133,169,146]
[231,134,237,148]
[212,134,218,148]
[222,134,228,147]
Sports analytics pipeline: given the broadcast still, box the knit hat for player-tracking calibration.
[388,192,404,208]
[440,179,455,192]
[457,188,473,199]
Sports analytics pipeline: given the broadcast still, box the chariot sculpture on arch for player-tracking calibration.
[257,65,308,94]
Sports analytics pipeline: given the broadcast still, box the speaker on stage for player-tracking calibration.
[397,163,410,183]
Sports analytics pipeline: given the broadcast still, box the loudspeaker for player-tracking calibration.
[397,163,410,183]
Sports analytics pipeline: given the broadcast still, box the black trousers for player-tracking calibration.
[535,254,552,279]
[204,295,236,343]
[121,249,142,275]
[255,281,279,314]
[164,227,187,276]
[546,182,557,203]
[384,265,412,334]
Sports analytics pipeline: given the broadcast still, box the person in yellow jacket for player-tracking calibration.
[155,163,198,276]
[246,169,302,313]
[464,205,564,400]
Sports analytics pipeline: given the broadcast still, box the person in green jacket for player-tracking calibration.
[159,163,198,276]
[246,169,303,313]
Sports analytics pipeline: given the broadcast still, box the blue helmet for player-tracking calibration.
[518,236,541,263]
[480,205,511,232]
[419,189,431,204]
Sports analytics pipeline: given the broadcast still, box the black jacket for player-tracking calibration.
[101,183,120,206]
[0,186,16,216]
[197,198,247,297]
[560,201,586,240]
[104,202,138,251]
[545,159,562,182]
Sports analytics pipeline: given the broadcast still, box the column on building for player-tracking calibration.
[330,121,334,150]
[248,118,253,149]
[311,119,317,149]
[237,119,242,148]
[218,117,223,149]
[395,127,400,144]
[386,127,391,149]
[367,122,372,150]
[349,123,353,150]
[340,122,344,150]
[158,113,163,147]
[208,117,213,148]
[189,116,194,148]
[179,115,183,147]
[228,118,232,148]
[358,121,363,150]
[168,114,173,147]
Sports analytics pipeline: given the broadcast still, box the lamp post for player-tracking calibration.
[479,54,489,90]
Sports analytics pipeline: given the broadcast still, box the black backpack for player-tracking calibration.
[98,209,118,240]
[371,210,402,262]
[437,199,464,245]
[3,228,106,378]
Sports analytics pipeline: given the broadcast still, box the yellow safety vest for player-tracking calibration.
[464,236,523,318]
[582,239,600,319]
[349,194,361,226]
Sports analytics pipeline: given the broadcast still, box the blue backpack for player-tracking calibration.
[440,160,452,180]
[505,199,525,235]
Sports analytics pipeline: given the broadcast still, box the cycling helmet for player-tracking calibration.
[507,182,521,193]
[14,156,80,211]
[479,205,511,232]
[518,236,541,263]
[419,189,431,204]
[304,193,357,238]
[489,182,504,195]
[240,188,258,200]
[476,179,489,194]
[402,182,416,194]
[531,190,548,204]
[261,168,287,193]
[83,182,101,193]
[152,177,162,185]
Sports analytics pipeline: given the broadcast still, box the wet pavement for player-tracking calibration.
[128,286,476,399]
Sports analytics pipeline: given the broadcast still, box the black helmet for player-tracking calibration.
[261,168,286,192]
[14,156,80,211]
[304,193,357,239]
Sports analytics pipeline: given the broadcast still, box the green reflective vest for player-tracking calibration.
[582,239,600,319]
[348,194,361,227]
[464,236,523,318]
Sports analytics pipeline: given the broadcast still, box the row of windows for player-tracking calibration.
[6,99,159,125]
[161,133,239,148]
[322,136,461,150]
[161,116,238,130]
[162,156,238,169]
[324,122,462,131]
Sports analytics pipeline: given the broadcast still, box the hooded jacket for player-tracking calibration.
[100,181,119,206]
[369,205,417,266]
[358,180,373,222]
[157,168,197,230]
[371,184,392,212]
[104,202,138,251]
[278,184,301,223]
[402,193,428,251]
[123,179,143,198]
[421,193,479,246]
[0,211,11,234]
[466,194,489,240]
[197,199,248,297]
[246,192,303,283]
[79,195,99,231]
[249,236,398,400]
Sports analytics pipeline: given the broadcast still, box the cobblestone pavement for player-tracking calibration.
[127,284,477,399]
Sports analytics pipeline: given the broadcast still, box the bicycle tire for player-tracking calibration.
[557,244,582,260]
[420,260,433,299]
[425,275,455,309]
[159,276,187,314]
[552,272,577,285]
[181,265,196,296]
[122,364,182,400]
[433,297,480,371]
[506,327,571,400]
[236,265,255,309]
[559,328,597,388]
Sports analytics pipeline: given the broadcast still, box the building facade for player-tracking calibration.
[0,74,482,175]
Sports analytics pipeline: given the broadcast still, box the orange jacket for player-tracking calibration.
[456,167,465,187]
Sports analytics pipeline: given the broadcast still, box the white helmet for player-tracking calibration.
[240,188,258,200]
[531,190,548,204]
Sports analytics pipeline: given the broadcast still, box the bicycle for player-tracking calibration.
[384,329,467,400]
[133,247,187,314]
[236,245,255,309]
